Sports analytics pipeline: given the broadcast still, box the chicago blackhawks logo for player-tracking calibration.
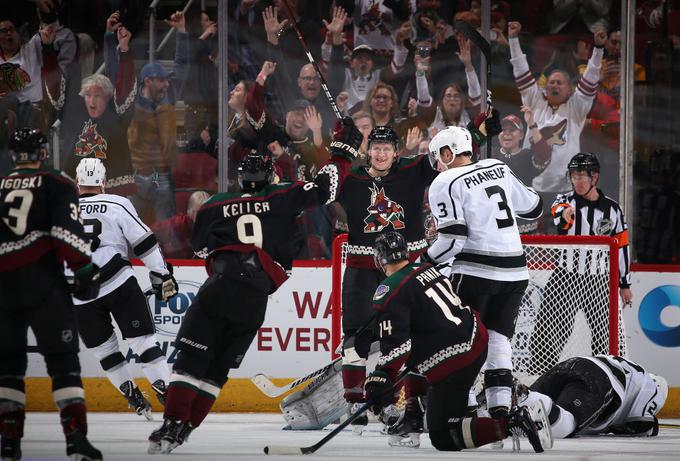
[0,62,30,94]
[364,184,405,232]
[74,120,108,158]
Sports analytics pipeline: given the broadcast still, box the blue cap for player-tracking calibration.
[140,62,170,82]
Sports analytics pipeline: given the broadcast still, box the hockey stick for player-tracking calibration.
[251,317,379,398]
[264,368,411,455]
[660,423,680,429]
[280,0,342,119]
[455,20,493,159]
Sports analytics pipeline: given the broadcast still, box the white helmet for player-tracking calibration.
[428,126,473,168]
[76,158,107,187]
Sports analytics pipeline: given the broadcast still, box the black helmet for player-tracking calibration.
[9,127,49,165]
[238,154,274,193]
[374,231,409,271]
[367,126,399,149]
[567,152,600,176]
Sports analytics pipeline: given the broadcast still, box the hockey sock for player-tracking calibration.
[404,373,428,402]
[100,352,136,391]
[522,390,576,438]
[341,364,366,402]
[451,416,506,448]
[0,407,25,439]
[58,401,88,436]
[484,369,513,416]
[164,373,201,422]
[189,380,222,428]
[128,336,170,385]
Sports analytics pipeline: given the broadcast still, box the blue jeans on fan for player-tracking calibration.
[130,170,175,225]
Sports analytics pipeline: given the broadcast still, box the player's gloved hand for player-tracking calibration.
[467,108,500,147]
[364,370,395,415]
[149,262,178,301]
[330,116,362,161]
[482,108,502,138]
[68,262,101,301]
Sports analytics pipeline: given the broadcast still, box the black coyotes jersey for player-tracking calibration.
[338,155,438,269]
[372,262,488,384]
[192,162,346,291]
[0,167,91,272]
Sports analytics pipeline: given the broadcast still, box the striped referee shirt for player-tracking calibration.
[552,189,631,288]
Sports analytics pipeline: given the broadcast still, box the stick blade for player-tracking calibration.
[250,374,279,398]
[455,20,492,59]
[264,445,305,455]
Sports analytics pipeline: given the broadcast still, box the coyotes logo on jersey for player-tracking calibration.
[364,184,405,232]
[74,120,108,158]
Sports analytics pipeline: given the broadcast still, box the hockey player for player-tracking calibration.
[0,128,102,461]
[530,152,631,373]
[364,232,552,452]
[519,355,667,438]
[338,124,439,432]
[425,126,542,418]
[71,158,178,420]
[147,118,361,454]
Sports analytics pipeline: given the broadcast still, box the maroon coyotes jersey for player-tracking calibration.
[337,155,438,269]
[372,262,488,384]
[0,167,92,272]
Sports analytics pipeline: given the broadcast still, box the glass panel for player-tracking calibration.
[632,3,680,264]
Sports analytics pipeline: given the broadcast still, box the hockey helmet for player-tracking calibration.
[374,231,409,271]
[428,126,473,168]
[367,126,399,150]
[8,127,49,165]
[238,154,274,193]
[76,158,107,187]
[567,152,600,176]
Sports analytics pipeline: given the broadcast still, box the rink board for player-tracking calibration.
[24,261,680,416]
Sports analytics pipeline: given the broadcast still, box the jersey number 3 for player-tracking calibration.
[485,185,514,229]
[2,190,34,235]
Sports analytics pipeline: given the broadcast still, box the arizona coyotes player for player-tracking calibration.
[426,126,542,419]
[337,125,438,431]
[147,118,361,454]
[364,231,551,452]
[519,355,668,438]
[0,128,102,461]
[70,158,177,420]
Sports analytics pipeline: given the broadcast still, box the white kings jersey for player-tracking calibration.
[582,355,665,435]
[427,159,542,282]
[68,193,168,305]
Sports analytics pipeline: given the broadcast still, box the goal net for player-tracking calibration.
[330,234,626,385]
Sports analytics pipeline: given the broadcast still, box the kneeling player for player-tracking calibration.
[71,158,178,419]
[519,355,667,438]
[364,232,552,452]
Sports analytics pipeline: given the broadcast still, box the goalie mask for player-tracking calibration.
[238,154,274,193]
[76,158,107,188]
[9,127,49,165]
[647,373,668,415]
[428,126,472,169]
[374,231,409,272]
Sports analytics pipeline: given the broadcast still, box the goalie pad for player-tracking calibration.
[280,342,381,430]
[280,359,345,430]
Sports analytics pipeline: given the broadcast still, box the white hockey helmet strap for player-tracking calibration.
[428,126,473,167]
[76,158,107,187]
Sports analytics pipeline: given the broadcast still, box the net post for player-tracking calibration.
[331,233,348,359]
[607,237,620,355]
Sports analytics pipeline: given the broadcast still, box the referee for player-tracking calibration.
[530,153,632,374]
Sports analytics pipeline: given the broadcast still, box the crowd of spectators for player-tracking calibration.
[1,0,679,262]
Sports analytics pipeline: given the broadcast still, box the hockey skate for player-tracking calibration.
[1,437,21,461]
[65,430,102,461]
[148,418,194,454]
[504,401,552,453]
[120,380,153,420]
[151,379,168,406]
[348,402,368,435]
[386,409,423,448]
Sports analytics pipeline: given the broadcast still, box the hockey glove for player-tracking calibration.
[364,370,395,415]
[467,108,501,147]
[149,262,178,301]
[330,116,362,161]
[68,262,101,301]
